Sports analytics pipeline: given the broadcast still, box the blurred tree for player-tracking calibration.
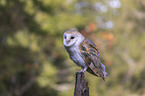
[0,0,145,96]
[0,0,96,96]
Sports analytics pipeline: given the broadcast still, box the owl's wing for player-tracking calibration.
[80,39,108,80]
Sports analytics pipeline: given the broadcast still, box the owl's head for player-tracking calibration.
[63,30,85,47]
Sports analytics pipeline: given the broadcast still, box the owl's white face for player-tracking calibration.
[63,30,85,47]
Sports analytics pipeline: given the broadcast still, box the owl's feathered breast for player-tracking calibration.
[65,46,87,68]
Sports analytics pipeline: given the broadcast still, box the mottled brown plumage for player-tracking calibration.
[79,39,108,80]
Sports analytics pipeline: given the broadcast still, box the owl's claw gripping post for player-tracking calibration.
[81,67,88,72]
[73,67,88,76]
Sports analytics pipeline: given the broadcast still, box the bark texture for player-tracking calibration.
[74,72,89,96]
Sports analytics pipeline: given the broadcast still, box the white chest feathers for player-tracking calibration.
[66,46,86,68]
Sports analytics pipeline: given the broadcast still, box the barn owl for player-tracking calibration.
[63,30,108,80]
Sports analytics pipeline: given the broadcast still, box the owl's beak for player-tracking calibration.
[67,39,71,44]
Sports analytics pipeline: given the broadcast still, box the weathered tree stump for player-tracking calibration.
[74,72,89,96]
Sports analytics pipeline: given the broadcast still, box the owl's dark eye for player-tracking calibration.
[64,36,66,39]
[71,36,75,39]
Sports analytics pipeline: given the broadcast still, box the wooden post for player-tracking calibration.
[74,72,89,96]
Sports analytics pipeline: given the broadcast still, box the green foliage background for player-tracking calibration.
[0,0,145,96]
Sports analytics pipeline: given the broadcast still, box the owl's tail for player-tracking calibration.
[100,63,109,79]
[101,71,109,81]
[103,71,109,78]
